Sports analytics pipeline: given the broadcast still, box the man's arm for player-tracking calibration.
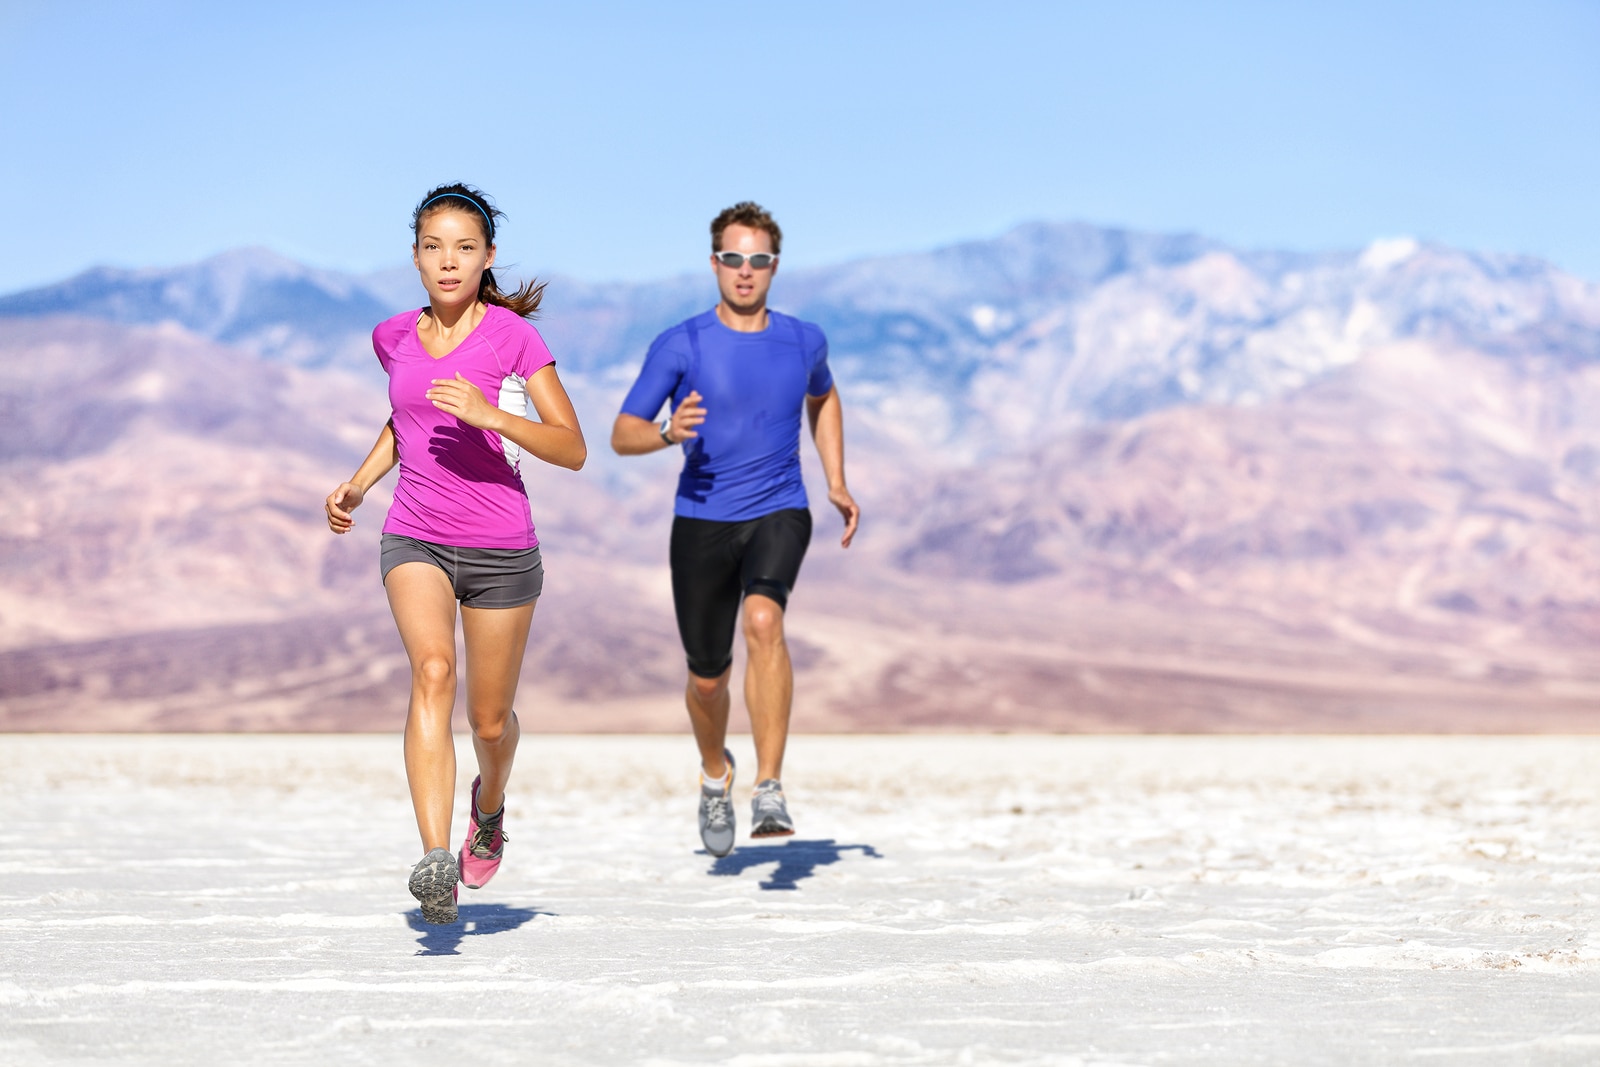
[611,391,706,456]
[805,386,859,548]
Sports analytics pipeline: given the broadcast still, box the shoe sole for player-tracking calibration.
[417,893,457,925]
[409,850,460,924]
[750,820,795,838]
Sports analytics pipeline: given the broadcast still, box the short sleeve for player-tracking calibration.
[619,330,690,420]
[805,325,834,397]
[372,314,411,374]
[513,322,556,379]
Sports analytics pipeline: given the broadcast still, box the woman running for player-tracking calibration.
[324,183,586,924]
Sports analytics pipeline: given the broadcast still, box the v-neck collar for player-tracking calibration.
[414,304,491,360]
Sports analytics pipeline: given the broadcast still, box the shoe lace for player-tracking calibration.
[703,793,733,830]
[753,784,785,815]
[469,818,505,857]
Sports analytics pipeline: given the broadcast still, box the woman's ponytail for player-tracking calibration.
[479,268,546,319]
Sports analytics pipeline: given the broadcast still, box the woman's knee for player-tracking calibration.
[469,706,517,744]
[414,652,455,695]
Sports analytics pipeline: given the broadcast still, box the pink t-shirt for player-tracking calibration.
[375,304,555,549]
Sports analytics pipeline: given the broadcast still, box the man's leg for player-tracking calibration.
[685,667,733,778]
[670,516,743,778]
[741,594,792,783]
[687,664,738,857]
[737,508,812,834]
[670,515,748,855]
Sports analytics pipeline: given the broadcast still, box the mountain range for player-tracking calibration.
[1,223,1595,732]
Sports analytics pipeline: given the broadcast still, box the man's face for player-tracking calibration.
[711,224,778,315]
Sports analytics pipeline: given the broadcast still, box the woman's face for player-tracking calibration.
[412,208,496,310]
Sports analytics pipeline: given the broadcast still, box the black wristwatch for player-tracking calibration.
[659,418,674,444]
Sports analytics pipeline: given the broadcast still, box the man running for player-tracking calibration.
[611,201,860,857]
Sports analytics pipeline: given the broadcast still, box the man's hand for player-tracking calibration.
[427,372,497,428]
[828,484,860,548]
[665,390,706,443]
[325,482,365,534]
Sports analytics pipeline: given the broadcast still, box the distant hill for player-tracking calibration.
[1,223,1596,732]
[5,223,1596,445]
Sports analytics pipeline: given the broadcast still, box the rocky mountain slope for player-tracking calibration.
[1,223,1595,731]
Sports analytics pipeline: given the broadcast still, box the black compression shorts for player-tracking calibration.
[669,508,813,678]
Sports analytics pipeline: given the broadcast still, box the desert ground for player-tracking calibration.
[2,733,1598,1065]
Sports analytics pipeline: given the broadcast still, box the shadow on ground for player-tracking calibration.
[407,902,553,955]
[709,838,883,890]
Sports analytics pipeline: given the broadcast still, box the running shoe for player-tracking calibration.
[750,779,795,838]
[459,775,507,890]
[698,748,737,857]
[409,847,460,925]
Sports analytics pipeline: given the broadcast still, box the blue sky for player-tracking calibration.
[2,0,1596,293]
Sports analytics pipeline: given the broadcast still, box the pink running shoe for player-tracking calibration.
[459,775,507,890]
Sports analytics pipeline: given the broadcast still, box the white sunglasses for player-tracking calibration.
[712,251,779,269]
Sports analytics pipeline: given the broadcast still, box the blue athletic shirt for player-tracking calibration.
[619,309,834,522]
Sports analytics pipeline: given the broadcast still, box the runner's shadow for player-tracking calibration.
[707,838,883,891]
[406,902,553,956]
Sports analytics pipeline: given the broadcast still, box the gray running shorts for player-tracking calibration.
[380,534,544,608]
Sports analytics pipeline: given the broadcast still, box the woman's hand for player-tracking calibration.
[427,372,497,429]
[326,421,397,534]
[325,482,366,534]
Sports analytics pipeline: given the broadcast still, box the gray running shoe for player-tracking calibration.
[750,778,795,838]
[698,748,737,857]
[408,847,460,925]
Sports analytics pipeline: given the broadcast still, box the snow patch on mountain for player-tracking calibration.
[1359,236,1421,272]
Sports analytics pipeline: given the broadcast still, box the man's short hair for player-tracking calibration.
[711,202,782,255]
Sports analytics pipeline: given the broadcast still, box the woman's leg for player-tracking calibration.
[385,562,460,852]
[460,600,536,815]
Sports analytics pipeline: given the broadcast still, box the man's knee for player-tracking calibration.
[687,667,731,703]
[742,594,786,648]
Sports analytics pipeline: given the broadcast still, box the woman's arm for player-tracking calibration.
[426,367,587,471]
[325,421,399,534]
